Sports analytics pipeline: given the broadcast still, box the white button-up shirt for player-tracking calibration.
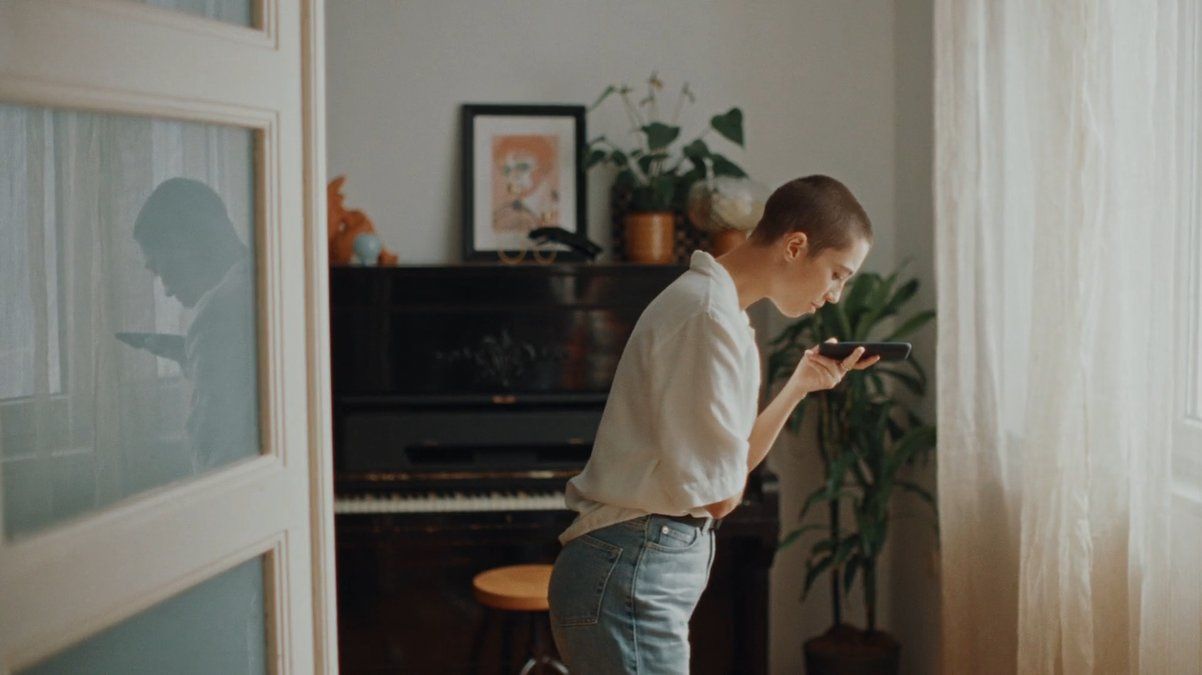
[559,251,760,544]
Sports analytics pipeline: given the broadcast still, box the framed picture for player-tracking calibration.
[461,104,587,262]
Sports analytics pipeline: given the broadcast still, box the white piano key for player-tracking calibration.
[333,490,568,514]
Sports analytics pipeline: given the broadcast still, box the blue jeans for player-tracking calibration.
[548,514,718,674]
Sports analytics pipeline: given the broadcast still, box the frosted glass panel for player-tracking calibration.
[0,104,259,539]
[19,556,267,675]
[139,0,256,28]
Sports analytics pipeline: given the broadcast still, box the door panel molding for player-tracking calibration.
[62,0,278,46]
[0,0,331,671]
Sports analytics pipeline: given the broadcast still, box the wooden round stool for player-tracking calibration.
[471,564,568,674]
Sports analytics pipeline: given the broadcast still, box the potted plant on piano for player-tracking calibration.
[766,268,937,675]
[584,72,748,264]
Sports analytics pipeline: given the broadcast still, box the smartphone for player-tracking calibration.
[115,331,186,364]
[817,341,912,362]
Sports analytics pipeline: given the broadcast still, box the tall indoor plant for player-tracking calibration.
[584,73,747,263]
[767,268,937,674]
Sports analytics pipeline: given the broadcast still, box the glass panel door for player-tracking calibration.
[0,1,334,672]
[1,104,260,539]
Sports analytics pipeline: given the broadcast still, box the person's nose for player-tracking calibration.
[825,287,841,304]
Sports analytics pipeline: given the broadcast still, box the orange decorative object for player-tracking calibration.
[327,176,397,265]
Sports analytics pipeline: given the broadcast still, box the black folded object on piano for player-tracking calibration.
[330,263,780,675]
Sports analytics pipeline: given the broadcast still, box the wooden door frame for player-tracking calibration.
[300,0,338,670]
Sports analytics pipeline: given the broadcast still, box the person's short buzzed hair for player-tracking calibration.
[749,175,873,254]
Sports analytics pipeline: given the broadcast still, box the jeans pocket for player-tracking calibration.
[646,516,701,551]
[549,535,622,627]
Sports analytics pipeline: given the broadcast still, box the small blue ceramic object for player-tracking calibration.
[352,233,382,266]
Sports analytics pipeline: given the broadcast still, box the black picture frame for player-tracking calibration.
[461,104,587,262]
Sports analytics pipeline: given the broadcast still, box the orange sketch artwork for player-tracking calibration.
[327,175,397,265]
[490,134,560,235]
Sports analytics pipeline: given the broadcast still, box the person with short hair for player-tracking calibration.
[133,177,257,473]
[548,175,880,674]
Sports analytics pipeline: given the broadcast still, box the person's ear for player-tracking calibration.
[783,232,808,261]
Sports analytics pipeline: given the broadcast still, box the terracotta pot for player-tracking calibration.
[803,624,900,675]
[624,212,676,264]
[709,228,748,256]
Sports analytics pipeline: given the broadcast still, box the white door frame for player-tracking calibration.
[299,0,339,671]
[0,0,336,672]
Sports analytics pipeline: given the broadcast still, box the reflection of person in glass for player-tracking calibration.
[131,177,257,473]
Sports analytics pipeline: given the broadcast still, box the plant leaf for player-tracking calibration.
[584,148,607,169]
[682,139,711,172]
[833,534,858,565]
[636,151,670,176]
[826,449,857,494]
[852,275,897,337]
[842,556,862,595]
[710,154,748,178]
[650,174,676,210]
[590,85,617,111]
[710,107,744,146]
[884,425,936,477]
[777,523,825,550]
[875,367,925,396]
[884,309,935,341]
[803,555,835,598]
[642,122,680,151]
[799,484,855,521]
[896,480,937,515]
[885,278,920,315]
[841,274,876,322]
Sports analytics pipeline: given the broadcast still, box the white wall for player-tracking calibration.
[888,0,940,672]
[325,0,896,267]
[325,1,937,672]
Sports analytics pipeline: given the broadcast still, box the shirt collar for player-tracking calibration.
[689,251,751,328]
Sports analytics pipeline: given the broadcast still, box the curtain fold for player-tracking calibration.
[0,105,253,537]
[935,1,1188,672]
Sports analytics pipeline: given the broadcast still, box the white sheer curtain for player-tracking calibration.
[0,105,252,537]
[934,1,1195,673]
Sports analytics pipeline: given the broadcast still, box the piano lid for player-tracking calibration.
[329,264,685,398]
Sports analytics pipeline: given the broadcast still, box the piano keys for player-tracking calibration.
[333,490,568,514]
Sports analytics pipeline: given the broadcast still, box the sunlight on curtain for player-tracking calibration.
[934,0,1199,672]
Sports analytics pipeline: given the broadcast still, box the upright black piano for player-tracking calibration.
[329,264,780,674]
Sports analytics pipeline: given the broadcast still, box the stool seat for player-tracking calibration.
[473,564,553,612]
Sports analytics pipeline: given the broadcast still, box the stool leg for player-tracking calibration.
[517,612,569,675]
[518,612,539,675]
[501,610,515,674]
[470,607,493,675]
